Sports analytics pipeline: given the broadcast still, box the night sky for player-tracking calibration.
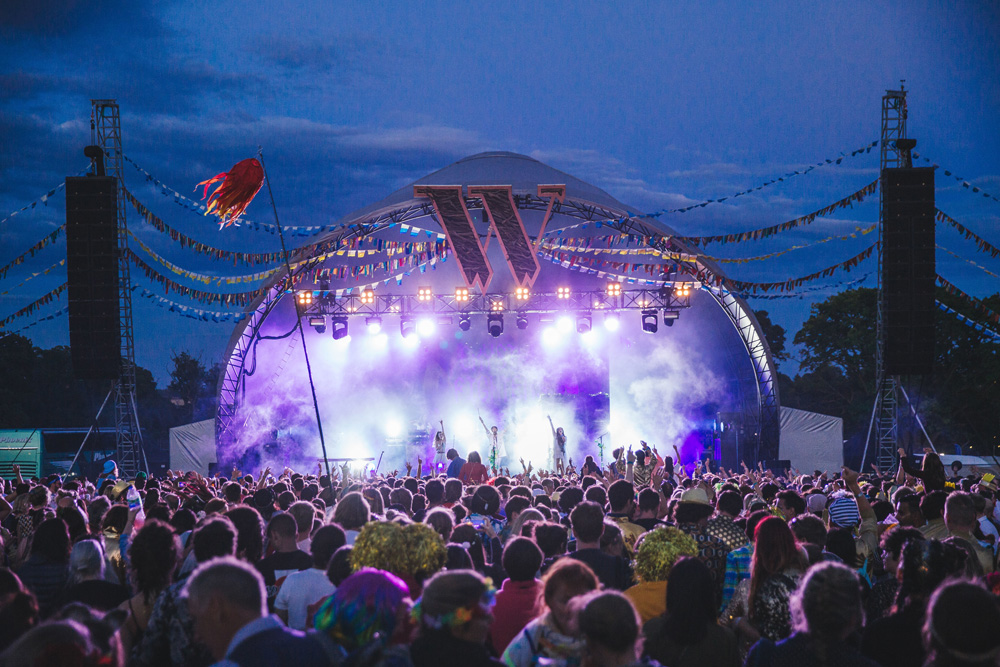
[1,1,998,383]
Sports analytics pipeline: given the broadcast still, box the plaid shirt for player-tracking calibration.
[721,543,753,612]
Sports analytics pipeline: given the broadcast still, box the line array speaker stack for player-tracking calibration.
[65,176,121,379]
[882,167,935,376]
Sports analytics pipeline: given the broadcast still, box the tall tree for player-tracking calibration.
[753,309,788,364]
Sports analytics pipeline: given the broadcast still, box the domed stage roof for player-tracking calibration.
[216,152,779,472]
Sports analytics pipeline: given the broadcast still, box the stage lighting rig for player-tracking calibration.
[331,316,349,340]
[604,313,620,331]
[606,282,622,297]
[400,318,416,338]
[309,316,326,334]
[455,287,470,302]
[641,309,658,334]
[297,291,313,307]
[674,283,692,298]
[459,315,472,331]
[663,310,679,327]
[515,286,530,301]
[557,286,571,299]
[487,313,504,338]
[576,313,592,334]
[360,289,375,305]
[418,286,433,302]
[366,316,382,334]
[491,300,504,312]
[516,313,529,330]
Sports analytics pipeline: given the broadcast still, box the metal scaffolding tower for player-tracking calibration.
[91,100,144,476]
[864,85,908,471]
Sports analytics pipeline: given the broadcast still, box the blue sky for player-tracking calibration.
[1,0,998,383]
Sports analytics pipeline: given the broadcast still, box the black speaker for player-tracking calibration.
[66,176,121,380]
[882,167,935,376]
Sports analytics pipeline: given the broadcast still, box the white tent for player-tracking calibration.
[169,419,216,475]
[779,407,843,474]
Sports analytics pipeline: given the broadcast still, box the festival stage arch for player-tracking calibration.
[216,152,779,472]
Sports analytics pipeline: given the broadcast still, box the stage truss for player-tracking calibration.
[217,188,780,462]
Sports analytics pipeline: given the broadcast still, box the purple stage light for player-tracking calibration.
[557,316,573,334]
[366,316,382,334]
[604,313,620,331]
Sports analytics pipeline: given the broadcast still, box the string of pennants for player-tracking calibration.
[126,249,271,307]
[937,245,1000,280]
[912,152,1000,204]
[639,140,880,215]
[721,243,877,293]
[936,209,1000,260]
[3,306,68,335]
[542,224,877,264]
[0,282,67,329]
[936,276,1000,325]
[311,243,449,283]
[673,180,879,246]
[536,248,671,287]
[0,167,89,227]
[936,300,1000,342]
[127,230,285,286]
[734,272,874,300]
[0,259,66,295]
[132,286,249,323]
[0,226,65,281]
[123,155,338,235]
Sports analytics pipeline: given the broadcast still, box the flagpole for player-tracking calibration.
[256,148,331,480]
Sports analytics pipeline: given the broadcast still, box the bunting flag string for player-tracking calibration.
[936,300,1000,342]
[0,283,68,329]
[536,248,669,286]
[2,306,68,336]
[0,259,66,295]
[912,153,1000,204]
[124,187,287,266]
[635,140,879,216]
[735,272,874,300]
[673,179,879,246]
[132,286,249,323]
[936,209,1000,260]
[721,243,877,293]
[935,275,1000,325]
[0,225,66,281]
[125,249,267,307]
[311,243,449,283]
[127,230,284,285]
[123,155,340,235]
[0,182,65,226]
[937,244,1000,280]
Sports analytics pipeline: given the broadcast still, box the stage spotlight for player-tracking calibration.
[516,313,529,330]
[606,282,622,297]
[641,309,659,334]
[400,318,416,339]
[673,283,692,298]
[515,286,529,301]
[418,286,433,302]
[576,313,592,334]
[557,316,573,334]
[331,316,349,340]
[417,318,436,337]
[663,310,680,327]
[459,315,472,332]
[297,291,313,306]
[360,289,375,305]
[487,313,504,338]
[308,316,326,334]
[455,287,470,302]
[541,326,560,347]
[366,316,382,334]
[557,286,571,299]
[604,313,621,331]
[491,300,504,312]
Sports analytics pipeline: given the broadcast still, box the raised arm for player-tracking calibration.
[547,415,556,436]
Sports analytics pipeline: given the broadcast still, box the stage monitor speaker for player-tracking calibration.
[65,176,121,380]
[882,167,935,376]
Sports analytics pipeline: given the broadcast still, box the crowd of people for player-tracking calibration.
[0,441,999,667]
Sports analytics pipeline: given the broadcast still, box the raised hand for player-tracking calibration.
[897,447,907,458]
[405,461,412,475]
[841,466,860,487]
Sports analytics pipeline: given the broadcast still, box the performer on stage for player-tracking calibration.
[547,415,567,475]
[479,414,507,473]
[432,420,447,471]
